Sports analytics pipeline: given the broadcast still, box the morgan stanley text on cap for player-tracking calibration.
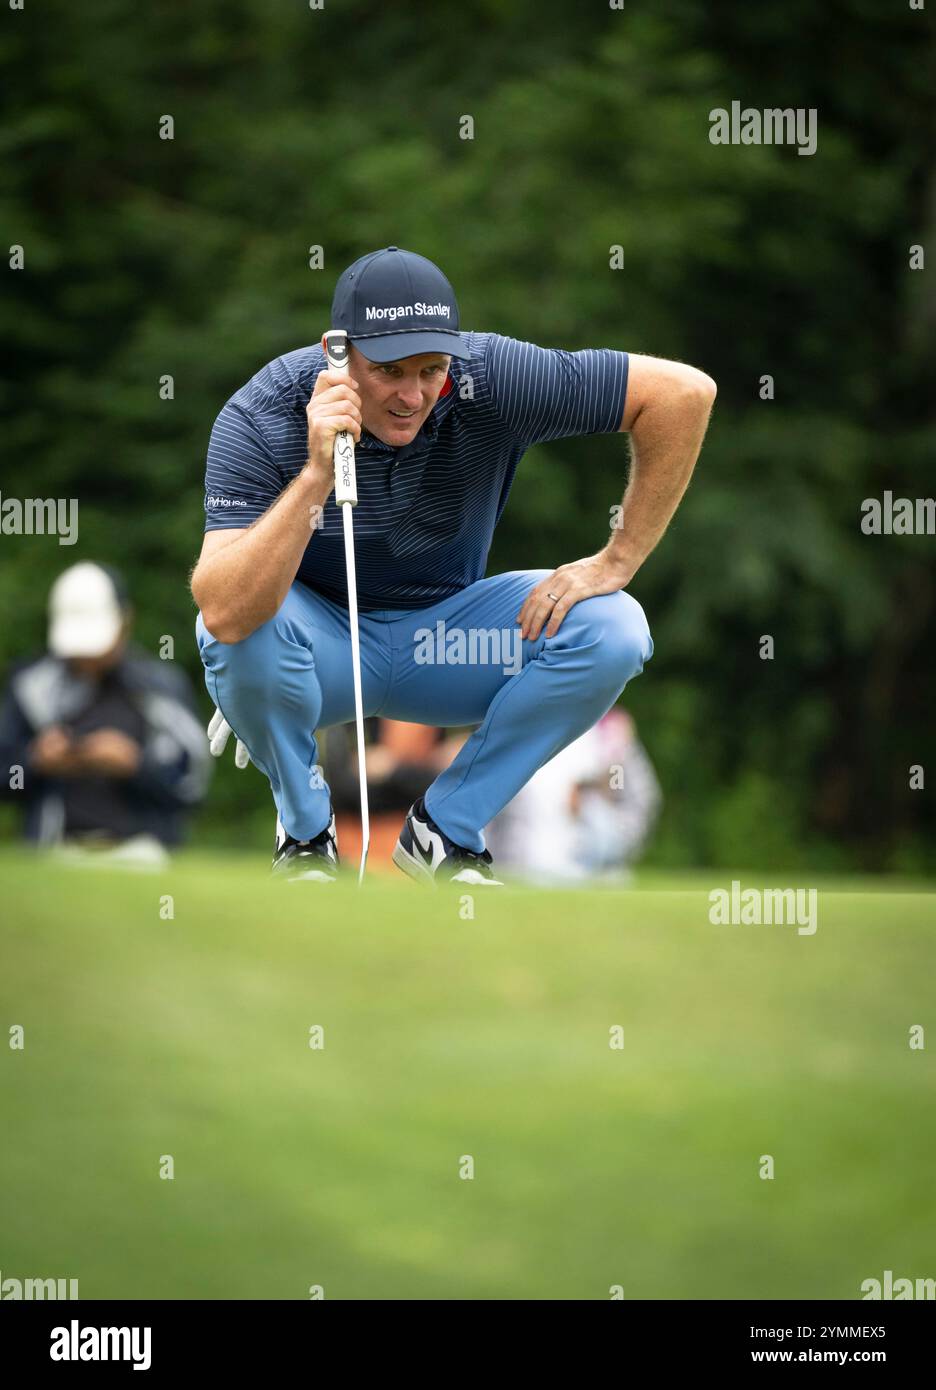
[331,247,472,363]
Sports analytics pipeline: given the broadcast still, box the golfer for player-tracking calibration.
[191,247,715,885]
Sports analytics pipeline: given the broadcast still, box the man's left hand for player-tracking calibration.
[516,550,636,642]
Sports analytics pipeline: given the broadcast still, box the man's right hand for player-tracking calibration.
[305,369,363,475]
[191,369,358,646]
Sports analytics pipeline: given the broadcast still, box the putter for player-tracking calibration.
[324,329,369,884]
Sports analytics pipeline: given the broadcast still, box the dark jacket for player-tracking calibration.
[0,646,211,847]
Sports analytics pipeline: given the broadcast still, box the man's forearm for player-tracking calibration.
[605,378,715,580]
[193,465,334,642]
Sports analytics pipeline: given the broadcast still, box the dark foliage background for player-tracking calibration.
[2,0,933,869]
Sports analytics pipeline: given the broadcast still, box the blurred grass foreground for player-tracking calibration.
[1,850,933,1300]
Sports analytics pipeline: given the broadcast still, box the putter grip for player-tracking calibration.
[324,329,358,507]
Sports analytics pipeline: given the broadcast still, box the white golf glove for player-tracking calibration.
[207,708,250,769]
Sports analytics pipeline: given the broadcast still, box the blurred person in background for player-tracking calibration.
[324,718,468,869]
[0,562,210,864]
[485,708,661,884]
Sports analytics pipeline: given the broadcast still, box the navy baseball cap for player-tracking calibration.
[331,247,472,363]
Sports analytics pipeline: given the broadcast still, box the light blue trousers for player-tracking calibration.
[196,570,653,853]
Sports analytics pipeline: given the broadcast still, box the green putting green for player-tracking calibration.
[1,850,933,1300]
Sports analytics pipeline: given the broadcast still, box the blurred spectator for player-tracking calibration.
[0,562,210,863]
[485,708,661,883]
[324,710,659,882]
[325,718,467,869]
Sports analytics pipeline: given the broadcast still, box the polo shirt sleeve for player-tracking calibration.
[203,401,282,531]
[479,332,629,447]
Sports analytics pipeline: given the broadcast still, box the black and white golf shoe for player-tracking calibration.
[271,813,339,884]
[393,797,504,887]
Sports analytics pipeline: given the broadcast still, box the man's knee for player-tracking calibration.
[565,590,653,682]
[198,594,314,702]
[225,617,283,689]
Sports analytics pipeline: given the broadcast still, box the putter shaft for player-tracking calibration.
[341,501,369,883]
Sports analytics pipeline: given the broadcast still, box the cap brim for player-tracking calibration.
[350,331,472,363]
[49,613,122,659]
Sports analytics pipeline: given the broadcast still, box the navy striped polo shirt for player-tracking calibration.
[203,332,628,612]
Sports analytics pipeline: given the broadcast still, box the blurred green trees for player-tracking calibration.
[1,0,932,869]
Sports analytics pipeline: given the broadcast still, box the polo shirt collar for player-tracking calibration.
[358,398,443,462]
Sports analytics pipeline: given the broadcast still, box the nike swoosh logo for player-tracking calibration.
[411,816,444,868]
